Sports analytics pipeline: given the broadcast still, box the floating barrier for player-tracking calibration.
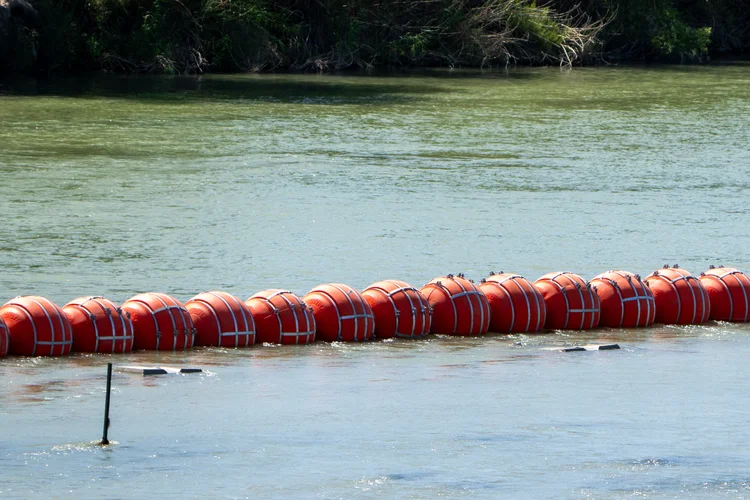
[0,296,73,356]
[362,280,432,339]
[644,266,710,325]
[0,315,8,357]
[1,265,749,358]
[534,272,600,330]
[121,293,195,350]
[479,273,546,333]
[246,289,315,344]
[421,274,490,336]
[699,267,750,322]
[186,291,256,347]
[590,271,655,328]
[63,297,134,353]
[304,284,375,342]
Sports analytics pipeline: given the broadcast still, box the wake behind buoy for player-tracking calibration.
[63,296,134,353]
[590,270,655,328]
[420,274,490,336]
[362,280,432,339]
[699,266,750,322]
[246,290,315,344]
[479,273,546,333]
[0,296,73,356]
[533,272,600,330]
[304,284,375,342]
[121,293,195,350]
[644,266,710,325]
[186,291,256,347]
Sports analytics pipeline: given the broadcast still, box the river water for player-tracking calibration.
[0,65,749,498]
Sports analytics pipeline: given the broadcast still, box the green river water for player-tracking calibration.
[0,65,749,499]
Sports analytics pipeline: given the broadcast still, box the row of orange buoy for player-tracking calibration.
[0,266,748,358]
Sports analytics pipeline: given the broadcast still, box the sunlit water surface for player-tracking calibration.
[1,65,749,498]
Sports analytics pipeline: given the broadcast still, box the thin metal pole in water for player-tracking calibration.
[100,362,112,445]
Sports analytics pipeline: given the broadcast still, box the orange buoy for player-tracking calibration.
[186,291,256,347]
[0,296,73,356]
[478,273,546,333]
[698,266,750,322]
[420,274,490,336]
[303,284,375,342]
[362,280,432,339]
[246,290,315,345]
[0,315,9,357]
[121,293,195,350]
[533,272,600,330]
[63,297,134,353]
[644,266,710,325]
[590,270,655,328]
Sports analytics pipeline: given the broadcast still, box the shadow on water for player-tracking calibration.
[0,73,455,105]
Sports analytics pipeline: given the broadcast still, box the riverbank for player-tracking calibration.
[1,0,748,76]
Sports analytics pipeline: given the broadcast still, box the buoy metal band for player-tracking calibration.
[613,271,648,327]
[137,295,191,350]
[78,297,133,353]
[712,271,748,322]
[32,297,57,355]
[382,282,429,337]
[10,298,71,356]
[274,292,311,343]
[451,280,486,334]
[256,292,312,343]
[281,329,315,338]
[486,277,540,333]
[198,293,254,347]
[596,276,626,327]
[35,297,72,354]
[389,285,416,337]
[488,281,515,332]
[492,276,537,332]
[543,278,570,329]
[318,284,372,341]
[597,274,653,327]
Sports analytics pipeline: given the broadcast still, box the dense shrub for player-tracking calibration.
[0,0,747,75]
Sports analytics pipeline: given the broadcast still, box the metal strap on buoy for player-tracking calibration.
[542,273,572,329]
[450,278,486,335]
[549,273,599,329]
[614,271,654,327]
[137,294,191,350]
[650,271,683,322]
[431,281,459,333]
[668,271,706,324]
[318,284,373,341]
[383,281,428,338]
[711,269,748,322]
[598,272,654,327]
[77,297,134,353]
[488,279,516,332]
[29,297,72,356]
[266,290,315,343]
[490,274,541,332]
[264,290,288,342]
[198,292,254,347]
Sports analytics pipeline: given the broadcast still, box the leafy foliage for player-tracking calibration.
[0,0,747,74]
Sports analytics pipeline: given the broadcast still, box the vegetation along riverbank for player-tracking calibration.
[1,0,748,75]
